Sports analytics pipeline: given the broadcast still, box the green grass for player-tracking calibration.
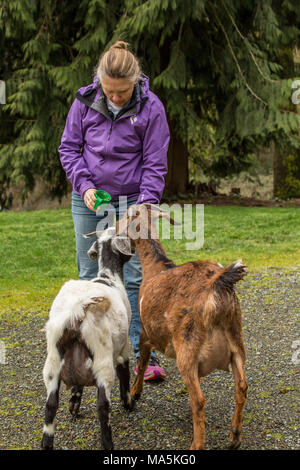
[0,205,299,318]
[160,205,300,267]
[0,209,78,319]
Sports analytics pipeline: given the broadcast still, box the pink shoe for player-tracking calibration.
[135,358,166,381]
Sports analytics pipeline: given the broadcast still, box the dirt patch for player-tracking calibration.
[9,182,72,212]
[0,267,299,450]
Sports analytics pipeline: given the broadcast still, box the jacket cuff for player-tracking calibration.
[79,183,96,200]
[137,192,160,205]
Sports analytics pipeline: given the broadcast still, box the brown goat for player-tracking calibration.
[117,203,248,450]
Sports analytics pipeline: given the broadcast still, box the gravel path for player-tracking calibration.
[0,267,299,450]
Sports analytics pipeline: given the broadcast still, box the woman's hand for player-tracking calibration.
[84,188,97,211]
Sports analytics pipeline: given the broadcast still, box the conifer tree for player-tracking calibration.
[0,0,300,208]
[0,0,122,208]
[116,0,300,197]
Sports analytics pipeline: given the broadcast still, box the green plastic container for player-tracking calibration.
[93,190,112,210]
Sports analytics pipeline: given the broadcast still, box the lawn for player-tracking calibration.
[0,205,299,318]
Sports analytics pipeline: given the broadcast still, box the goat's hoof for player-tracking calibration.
[69,388,83,417]
[124,398,136,412]
[130,389,141,401]
[41,434,54,450]
[69,401,81,417]
[229,439,241,450]
[102,440,114,451]
[229,428,241,449]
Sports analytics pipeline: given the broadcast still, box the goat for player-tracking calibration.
[116,203,248,450]
[41,227,135,450]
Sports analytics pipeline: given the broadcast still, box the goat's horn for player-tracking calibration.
[160,213,181,226]
[143,203,167,213]
[82,231,101,238]
[143,203,181,225]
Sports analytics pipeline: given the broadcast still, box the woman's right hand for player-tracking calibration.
[83,188,97,211]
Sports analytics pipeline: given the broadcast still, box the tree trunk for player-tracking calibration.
[273,146,286,198]
[165,120,189,196]
[273,49,300,198]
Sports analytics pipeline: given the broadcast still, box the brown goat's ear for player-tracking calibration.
[87,241,99,260]
[116,205,139,237]
[112,236,135,256]
[127,205,140,218]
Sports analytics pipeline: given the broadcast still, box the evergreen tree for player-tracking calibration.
[0,0,122,208]
[0,0,300,208]
[115,0,300,197]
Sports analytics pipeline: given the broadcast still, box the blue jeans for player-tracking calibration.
[71,192,154,360]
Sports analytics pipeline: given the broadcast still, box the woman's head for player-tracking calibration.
[96,41,141,107]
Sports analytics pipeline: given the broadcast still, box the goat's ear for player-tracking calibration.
[111,236,135,256]
[87,241,99,260]
[116,206,139,237]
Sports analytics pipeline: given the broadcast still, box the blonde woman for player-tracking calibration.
[59,41,170,382]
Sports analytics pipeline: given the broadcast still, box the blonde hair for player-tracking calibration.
[97,41,141,83]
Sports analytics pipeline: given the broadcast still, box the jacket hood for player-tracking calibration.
[92,74,150,97]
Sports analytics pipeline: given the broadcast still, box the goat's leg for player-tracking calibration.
[42,384,61,449]
[69,385,84,417]
[130,328,152,401]
[42,350,62,450]
[92,354,115,450]
[116,348,135,411]
[229,353,248,449]
[178,362,206,450]
[42,385,60,450]
[97,383,114,450]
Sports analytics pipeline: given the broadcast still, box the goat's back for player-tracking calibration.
[47,280,130,330]
[140,260,224,303]
[139,259,246,366]
[139,259,246,330]
[45,280,131,375]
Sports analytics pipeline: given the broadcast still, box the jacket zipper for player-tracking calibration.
[103,96,147,157]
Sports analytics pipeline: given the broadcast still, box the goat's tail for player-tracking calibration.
[83,296,111,316]
[202,260,247,326]
[211,259,247,290]
[69,296,111,330]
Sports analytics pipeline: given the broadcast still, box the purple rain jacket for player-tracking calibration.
[58,75,170,204]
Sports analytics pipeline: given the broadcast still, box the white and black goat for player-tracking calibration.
[41,227,135,450]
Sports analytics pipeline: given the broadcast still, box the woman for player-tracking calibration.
[59,41,170,380]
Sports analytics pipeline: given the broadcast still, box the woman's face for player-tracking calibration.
[101,76,135,107]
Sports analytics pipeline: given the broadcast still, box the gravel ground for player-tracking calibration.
[0,267,299,451]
